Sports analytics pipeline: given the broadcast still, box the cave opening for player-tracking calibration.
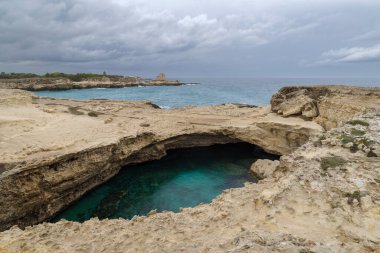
[52,142,279,222]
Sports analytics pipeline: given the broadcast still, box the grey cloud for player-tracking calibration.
[0,0,320,64]
[1,0,380,77]
[320,44,380,63]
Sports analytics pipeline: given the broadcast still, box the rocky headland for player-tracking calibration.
[0,85,379,252]
[0,73,182,91]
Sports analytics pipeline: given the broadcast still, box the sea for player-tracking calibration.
[36,77,380,108]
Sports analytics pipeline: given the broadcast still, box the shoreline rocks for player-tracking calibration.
[0,75,183,91]
[0,85,380,252]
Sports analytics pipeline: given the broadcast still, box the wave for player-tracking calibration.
[159,105,171,109]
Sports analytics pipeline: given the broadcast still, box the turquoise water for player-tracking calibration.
[53,143,279,222]
[36,77,380,108]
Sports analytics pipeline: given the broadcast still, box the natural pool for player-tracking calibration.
[53,143,279,222]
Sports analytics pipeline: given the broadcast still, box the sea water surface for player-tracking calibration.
[53,143,278,222]
[36,77,380,108]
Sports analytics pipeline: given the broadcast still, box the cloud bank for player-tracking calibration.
[320,44,380,63]
[1,0,380,77]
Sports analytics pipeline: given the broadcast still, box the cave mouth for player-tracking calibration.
[52,143,279,222]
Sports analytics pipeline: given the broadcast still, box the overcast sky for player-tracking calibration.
[1,0,380,78]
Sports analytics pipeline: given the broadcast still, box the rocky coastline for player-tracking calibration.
[0,86,379,252]
[0,74,183,91]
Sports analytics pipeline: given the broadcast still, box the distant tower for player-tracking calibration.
[155,73,166,81]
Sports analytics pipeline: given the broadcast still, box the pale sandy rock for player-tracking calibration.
[271,85,380,129]
[250,159,280,179]
[1,110,379,253]
[0,87,380,253]
[278,94,318,118]
[0,89,323,231]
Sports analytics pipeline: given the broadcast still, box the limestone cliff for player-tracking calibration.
[0,89,322,231]
[0,86,379,253]
[1,92,379,252]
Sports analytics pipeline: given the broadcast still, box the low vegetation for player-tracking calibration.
[339,134,355,145]
[350,128,365,136]
[347,120,369,127]
[0,71,121,82]
[320,156,347,171]
[0,72,39,79]
[68,106,84,115]
[88,111,99,117]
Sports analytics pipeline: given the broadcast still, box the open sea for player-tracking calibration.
[36,77,380,108]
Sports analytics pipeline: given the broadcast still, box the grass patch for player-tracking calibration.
[88,111,99,117]
[348,120,369,127]
[339,134,355,145]
[351,128,365,136]
[68,106,84,115]
[320,156,347,171]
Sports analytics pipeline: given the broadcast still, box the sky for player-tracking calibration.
[1,0,380,78]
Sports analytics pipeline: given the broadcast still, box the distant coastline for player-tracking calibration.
[0,72,184,91]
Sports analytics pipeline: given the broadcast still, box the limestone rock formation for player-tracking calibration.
[0,89,323,231]
[250,159,280,179]
[1,105,379,253]
[1,86,380,253]
[271,85,380,129]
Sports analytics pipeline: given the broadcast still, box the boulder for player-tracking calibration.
[250,159,280,179]
[278,94,319,118]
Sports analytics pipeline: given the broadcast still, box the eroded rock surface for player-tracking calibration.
[1,106,379,253]
[0,89,323,231]
[271,85,380,129]
[1,86,379,253]
[250,159,280,179]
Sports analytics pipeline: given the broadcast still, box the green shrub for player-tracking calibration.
[88,111,99,117]
[350,128,365,136]
[348,120,369,127]
[320,156,347,171]
[68,106,84,115]
[339,134,355,144]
